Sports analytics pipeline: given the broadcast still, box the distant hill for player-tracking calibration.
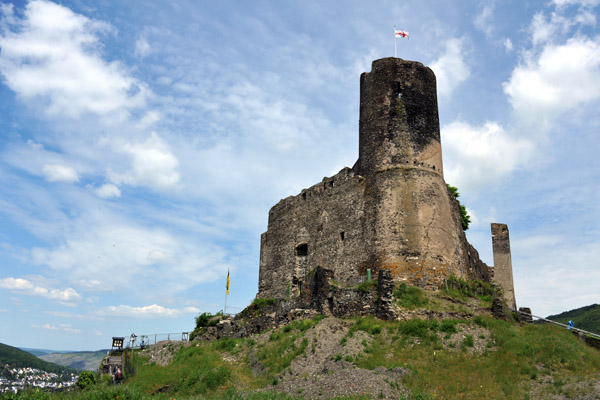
[0,343,76,374]
[547,304,600,333]
[39,350,108,371]
[18,347,67,357]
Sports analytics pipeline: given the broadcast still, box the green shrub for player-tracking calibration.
[252,297,277,309]
[76,370,96,389]
[447,184,471,230]
[398,319,430,338]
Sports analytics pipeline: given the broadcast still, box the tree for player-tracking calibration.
[76,370,96,389]
[447,185,471,231]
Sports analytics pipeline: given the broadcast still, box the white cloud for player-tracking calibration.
[108,132,180,190]
[32,323,81,333]
[575,10,597,25]
[94,183,121,199]
[33,323,58,330]
[551,0,600,7]
[0,0,148,119]
[430,38,470,98]
[474,3,495,37]
[42,163,79,183]
[29,214,229,294]
[504,38,513,52]
[95,330,103,336]
[503,37,600,128]
[135,35,151,57]
[442,121,534,192]
[0,277,81,301]
[98,304,200,318]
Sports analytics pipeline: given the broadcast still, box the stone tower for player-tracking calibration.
[257,58,493,300]
[491,223,516,310]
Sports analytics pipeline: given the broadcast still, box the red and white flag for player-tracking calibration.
[395,28,409,39]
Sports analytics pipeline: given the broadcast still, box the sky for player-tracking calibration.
[0,0,599,351]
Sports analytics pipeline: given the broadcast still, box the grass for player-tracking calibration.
[252,315,324,383]
[395,283,429,309]
[5,314,600,400]
[347,315,600,399]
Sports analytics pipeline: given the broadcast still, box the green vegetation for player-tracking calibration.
[0,343,77,375]
[447,184,471,230]
[356,279,376,293]
[251,297,278,309]
[190,311,223,340]
[348,315,600,399]
[547,303,600,333]
[4,310,600,399]
[75,371,95,389]
[443,276,497,304]
[254,315,323,383]
[394,283,428,309]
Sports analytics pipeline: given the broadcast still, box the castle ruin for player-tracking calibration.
[257,58,516,311]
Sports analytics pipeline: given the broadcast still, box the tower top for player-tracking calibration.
[355,57,443,177]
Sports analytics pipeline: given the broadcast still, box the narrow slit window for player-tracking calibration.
[340,232,345,241]
[296,243,308,257]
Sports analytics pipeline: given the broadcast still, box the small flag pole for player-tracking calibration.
[224,268,230,315]
[394,25,397,58]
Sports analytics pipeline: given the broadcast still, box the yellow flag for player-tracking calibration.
[226,270,230,295]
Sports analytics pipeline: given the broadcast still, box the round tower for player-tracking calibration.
[358,58,466,288]
[356,57,443,177]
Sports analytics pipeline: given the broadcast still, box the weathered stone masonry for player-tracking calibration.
[258,57,515,309]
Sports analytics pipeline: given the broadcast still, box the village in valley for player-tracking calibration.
[0,365,78,395]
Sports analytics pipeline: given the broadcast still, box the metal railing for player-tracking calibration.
[121,332,190,348]
[515,309,600,340]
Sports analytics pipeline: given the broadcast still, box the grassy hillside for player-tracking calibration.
[547,304,600,333]
[0,343,76,375]
[39,350,107,371]
[2,288,600,399]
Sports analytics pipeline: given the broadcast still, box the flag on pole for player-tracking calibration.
[394,28,409,39]
[226,269,230,295]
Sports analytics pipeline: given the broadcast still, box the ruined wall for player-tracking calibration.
[491,223,516,310]
[258,168,370,299]
[258,58,493,300]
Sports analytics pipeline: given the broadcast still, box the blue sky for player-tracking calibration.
[0,0,599,351]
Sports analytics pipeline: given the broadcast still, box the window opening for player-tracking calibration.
[340,232,345,241]
[296,243,308,257]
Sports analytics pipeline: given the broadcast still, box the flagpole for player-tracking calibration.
[224,268,229,315]
[394,26,397,58]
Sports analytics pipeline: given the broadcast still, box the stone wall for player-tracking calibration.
[258,58,498,301]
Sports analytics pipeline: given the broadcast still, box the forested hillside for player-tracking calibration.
[0,343,76,375]
[547,304,600,333]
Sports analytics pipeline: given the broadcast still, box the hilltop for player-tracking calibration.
[0,343,76,376]
[547,304,600,333]
[4,283,600,400]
